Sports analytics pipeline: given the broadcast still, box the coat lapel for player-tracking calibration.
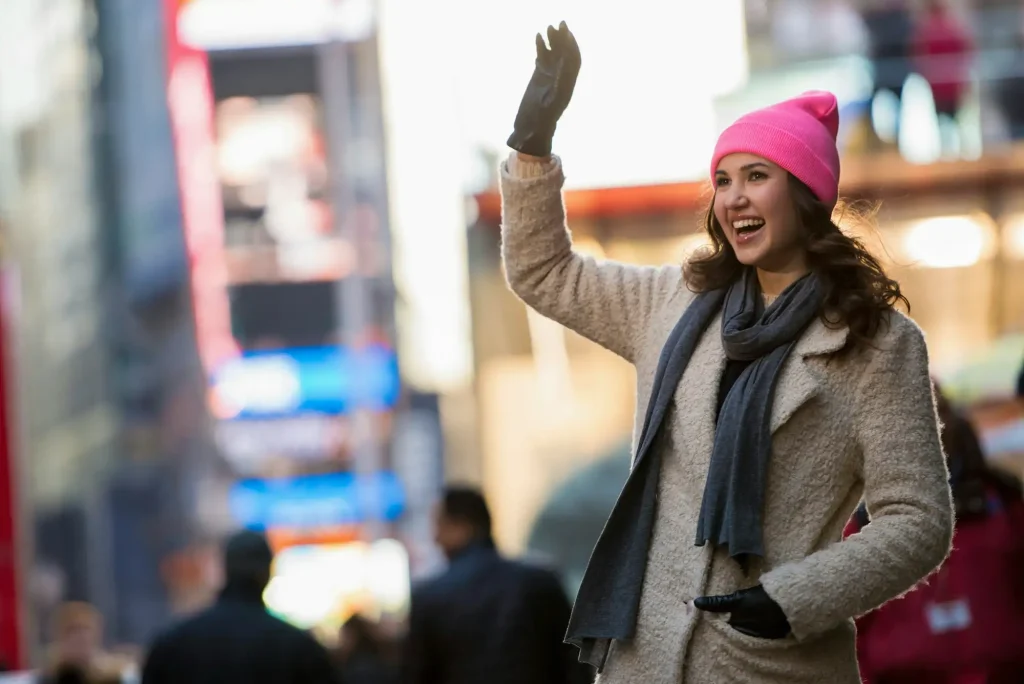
[770,317,849,434]
[676,310,726,467]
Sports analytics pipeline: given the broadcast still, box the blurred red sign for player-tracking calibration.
[163,0,239,374]
[0,268,25,670]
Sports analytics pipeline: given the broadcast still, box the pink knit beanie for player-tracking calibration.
[710,90,841,207]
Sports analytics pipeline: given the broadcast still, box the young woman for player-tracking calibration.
[500,23,954,684]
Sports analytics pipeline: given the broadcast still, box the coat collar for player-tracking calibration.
[793,314,849,358]
[448,538,498,565]
[676,313,850,456]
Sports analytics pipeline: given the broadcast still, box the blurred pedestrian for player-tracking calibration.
[333,615,397,684]
[912,0,973,156]
[848,383,1024,682]
[38,602,122,684]
[403,486,592,684]
[501,21,952,684]
[141,531,337,684]
[861,0,914,106]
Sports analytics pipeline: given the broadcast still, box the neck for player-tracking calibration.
[448,536,495,561]
[756,264,810,297]
[219,579,267,605]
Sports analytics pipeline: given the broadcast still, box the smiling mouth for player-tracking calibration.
[732,218,765,242]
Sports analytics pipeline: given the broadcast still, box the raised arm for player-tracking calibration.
[500,23,686,363]
[760,318,954,640]
[501,153,684,363]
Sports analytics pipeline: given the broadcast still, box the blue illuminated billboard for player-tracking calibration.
[228,470,406,531]
[210,344,400,419]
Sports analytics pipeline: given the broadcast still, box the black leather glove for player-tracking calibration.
[694,585,791,639]
[507,21,581,157]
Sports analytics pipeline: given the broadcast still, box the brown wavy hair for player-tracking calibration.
[684,175,908,350]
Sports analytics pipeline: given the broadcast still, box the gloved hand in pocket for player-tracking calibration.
[694,585,792,639]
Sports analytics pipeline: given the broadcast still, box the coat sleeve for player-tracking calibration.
[500,154,685,364]
[760,318,954,640]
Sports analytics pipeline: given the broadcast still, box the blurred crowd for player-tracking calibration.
[27,487,593,684]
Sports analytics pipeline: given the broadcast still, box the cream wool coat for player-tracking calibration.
[499,156,954,684]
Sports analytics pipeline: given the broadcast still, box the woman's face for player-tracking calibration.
[713,153,807,274]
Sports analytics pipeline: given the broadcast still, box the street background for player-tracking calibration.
[0,0,1022,678]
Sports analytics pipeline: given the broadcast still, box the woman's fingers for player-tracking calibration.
[561,23,580,64]
[693,592,742,613]
[535,32,547,59]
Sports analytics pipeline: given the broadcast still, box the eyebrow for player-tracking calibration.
[715,162,772,176]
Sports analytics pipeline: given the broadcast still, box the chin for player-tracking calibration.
[732,245,769,268]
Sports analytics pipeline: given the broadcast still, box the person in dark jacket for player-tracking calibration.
[861,0,914,102]
[334,614,398,684]
[141,530,337,684]
[403,486,592,684]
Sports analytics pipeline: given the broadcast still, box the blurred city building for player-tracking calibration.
[0,0,446,669]
[0,0,203,667]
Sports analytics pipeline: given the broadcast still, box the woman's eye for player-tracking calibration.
[749,171,767,181]
[715,177,730,187]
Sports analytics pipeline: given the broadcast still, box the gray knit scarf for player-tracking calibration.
[566,269,823,671]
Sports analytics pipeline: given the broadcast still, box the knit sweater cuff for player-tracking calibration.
[506,152,556,180]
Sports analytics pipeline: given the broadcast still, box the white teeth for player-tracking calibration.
[732,219,765,230]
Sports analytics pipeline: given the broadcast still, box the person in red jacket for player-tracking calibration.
[847,382,1024,683]
[912,0,973,119]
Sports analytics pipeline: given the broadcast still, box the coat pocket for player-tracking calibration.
[703,614,796,653]
[693,615,861,684]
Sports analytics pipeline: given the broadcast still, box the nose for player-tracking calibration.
[722,185,749,211]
